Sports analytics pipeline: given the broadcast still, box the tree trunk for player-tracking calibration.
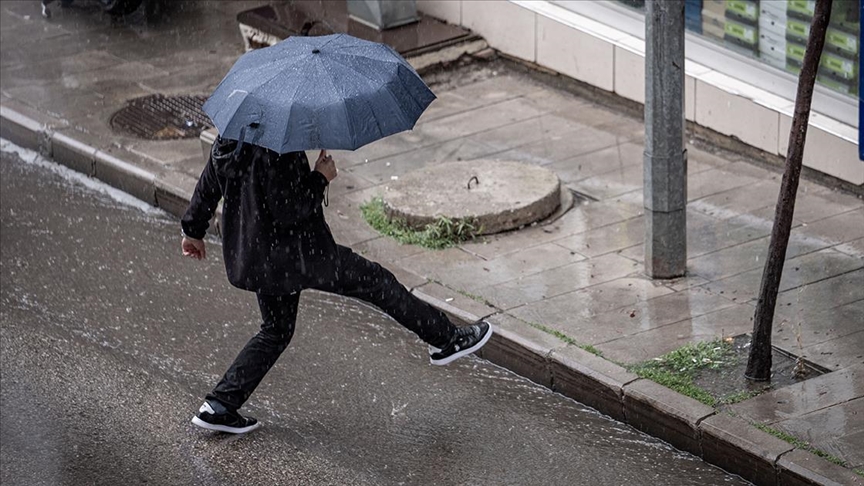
[745,0,834,382]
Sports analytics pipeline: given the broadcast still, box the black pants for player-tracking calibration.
[207,245,457,410]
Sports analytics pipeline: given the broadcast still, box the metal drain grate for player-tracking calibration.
[110,94,211,140]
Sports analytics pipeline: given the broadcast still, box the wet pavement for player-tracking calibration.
[0,149,752,485]
[1,0,863,477]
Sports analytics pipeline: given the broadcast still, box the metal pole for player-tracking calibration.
[644,0,687,279]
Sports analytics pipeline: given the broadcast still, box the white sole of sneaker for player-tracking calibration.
[429,325,493,366]
[191,416,261,434]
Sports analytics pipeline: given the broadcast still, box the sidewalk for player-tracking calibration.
[1,1,861,484]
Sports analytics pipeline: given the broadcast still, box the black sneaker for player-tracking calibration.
[191,400,261,434]
[430,321,493,366]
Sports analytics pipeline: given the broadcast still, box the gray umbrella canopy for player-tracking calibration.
[203,33,436,153]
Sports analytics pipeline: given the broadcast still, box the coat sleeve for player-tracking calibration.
[264,153,329,228]
[181,155,223,240]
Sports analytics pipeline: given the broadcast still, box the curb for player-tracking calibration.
[2,105,860,486]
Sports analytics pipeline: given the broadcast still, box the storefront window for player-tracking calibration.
[613,0,860,98]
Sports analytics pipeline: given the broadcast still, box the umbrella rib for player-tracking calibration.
[316,57,365,148]
[325,60,399,140]
[338,58,425,131]
[278,77,308,152]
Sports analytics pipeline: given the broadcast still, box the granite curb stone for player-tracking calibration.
[549,345,639,422]
[700,413,795,486]
[51,131,97,177]
[0,105,43,153]
[778,449,864,486]
[1,104,853,485]
[623,378,716,456]
[480,314,566,389]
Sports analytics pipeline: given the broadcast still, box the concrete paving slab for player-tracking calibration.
[1,50,128,89]
[569,165,643,201]
[688,166,764,202]
[799,208,864,245]
[775,300,864,351]
[396,246,481,283]
[507,276,675,335]
[433,242,587,293]
[663,275,713,292]
[732,364,864,425]
[835,237,864,258]
[550,101,645,141]
[619,210,771,262]
[775,268,864,316]
[326,167,377,198]
[704,249,864,301]
[461,197,641,260]
[546,141,643,183]
[689,233,828,283]
[462,222,574,260]
[689,179,782,219]
[595,303,755,364]
[520,88,590,116]
[491,124,623,169]
[412,281,498,321]
[352,237,427,266]
[336,128,453,168]
[791,189,864,224]
[418,77,542,125]
[3,83,106,116]
[462,113,590,155]
[553,215,644,257]
[127,140,202,169]
[478,253,639,310]
[774,398,864,469]
[802,330,864,371]
[419,96,547,142]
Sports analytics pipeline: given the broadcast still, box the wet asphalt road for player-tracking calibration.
[0,146,750,485]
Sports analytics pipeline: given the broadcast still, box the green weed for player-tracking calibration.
[361,197,479,250]
[752,423,850,467]
[525,322,603,357]
[627,340,735,407]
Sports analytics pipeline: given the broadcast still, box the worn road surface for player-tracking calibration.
[0,145,749,485]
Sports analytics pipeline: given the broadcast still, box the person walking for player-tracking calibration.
[180,137,493,434]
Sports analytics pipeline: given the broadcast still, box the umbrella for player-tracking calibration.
[203,33,436,154]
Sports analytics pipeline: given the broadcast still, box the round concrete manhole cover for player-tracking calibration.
[382,160,562,236]
[110,94,211,140]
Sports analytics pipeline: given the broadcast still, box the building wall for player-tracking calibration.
[417,0,863,186]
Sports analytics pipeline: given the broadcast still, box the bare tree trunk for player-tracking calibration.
[745,0,834,382]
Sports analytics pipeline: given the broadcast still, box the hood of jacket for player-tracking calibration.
[211,136,258,179]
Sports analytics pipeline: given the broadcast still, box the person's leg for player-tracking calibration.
[315,246,457,349]
[206,292,301,411]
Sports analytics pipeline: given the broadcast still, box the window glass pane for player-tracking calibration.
[612,0,860,99]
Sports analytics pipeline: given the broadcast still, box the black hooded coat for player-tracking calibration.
[181,137,339,295]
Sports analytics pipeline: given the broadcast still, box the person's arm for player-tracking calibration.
[180,151,223,259]
[265,150,336,227]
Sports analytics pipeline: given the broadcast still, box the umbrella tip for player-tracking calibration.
[312,48,320,54]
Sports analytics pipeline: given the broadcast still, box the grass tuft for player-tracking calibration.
[361,197,480,250]
[752,423,850,468]
[525,322,603,357]
[627,340,735,407]
[718,389,766,405]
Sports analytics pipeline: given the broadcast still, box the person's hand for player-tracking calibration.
[314,150,338,182]
[182,236,206,260]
